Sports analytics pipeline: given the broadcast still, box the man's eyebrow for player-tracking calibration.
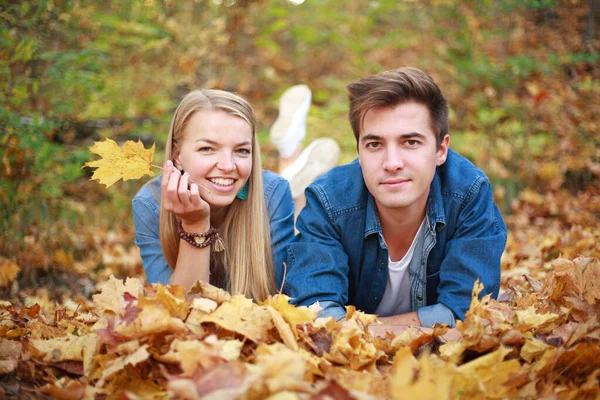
[400,132,427,140]
[360,134,383,142]
[360,132,427,141]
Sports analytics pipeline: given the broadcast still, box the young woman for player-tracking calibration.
[132,89,295,300]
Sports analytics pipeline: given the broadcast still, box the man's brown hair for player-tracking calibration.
[346,67,449,146]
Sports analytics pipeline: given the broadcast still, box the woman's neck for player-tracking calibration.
[210,205,229,227]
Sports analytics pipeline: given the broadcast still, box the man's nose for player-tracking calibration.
[383,148,405,171]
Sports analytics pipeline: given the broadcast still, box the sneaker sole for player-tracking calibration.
[270,85,311,144]
[282,138,340,199]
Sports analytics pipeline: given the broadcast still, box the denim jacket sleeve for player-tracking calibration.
[418,177,506,326]
[283,183,349,320]
[132,195,173,285]
[263,174,296,286]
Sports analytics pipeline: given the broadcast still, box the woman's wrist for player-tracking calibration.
[181,218,210,233]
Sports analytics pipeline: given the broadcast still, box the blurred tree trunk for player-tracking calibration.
[583,0,599,46]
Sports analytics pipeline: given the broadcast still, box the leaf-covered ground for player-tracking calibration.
[0,187,599,399]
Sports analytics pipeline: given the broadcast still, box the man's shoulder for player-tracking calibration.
[309,159,368,210]
[438,149,488,193]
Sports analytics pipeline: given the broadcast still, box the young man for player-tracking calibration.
[281,67,507,328]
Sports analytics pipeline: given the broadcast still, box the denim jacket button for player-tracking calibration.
[417,295,423,301]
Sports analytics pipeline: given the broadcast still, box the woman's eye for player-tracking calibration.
[236,148,251,155]
[198,147,213,152]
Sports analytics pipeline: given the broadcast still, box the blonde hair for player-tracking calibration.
[159,89,276,301]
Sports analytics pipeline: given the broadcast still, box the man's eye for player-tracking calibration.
[406,140,420,146]
[366,142,380,149]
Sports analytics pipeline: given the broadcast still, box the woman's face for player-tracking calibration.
[174,109,253,213]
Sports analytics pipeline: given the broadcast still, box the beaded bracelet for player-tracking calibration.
[177,221,225,252]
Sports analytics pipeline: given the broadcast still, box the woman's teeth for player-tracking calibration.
[209,178,235,186]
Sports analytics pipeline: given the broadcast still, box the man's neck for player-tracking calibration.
[378,203,427,262]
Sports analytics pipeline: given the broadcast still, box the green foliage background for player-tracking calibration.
[0,0,598,283]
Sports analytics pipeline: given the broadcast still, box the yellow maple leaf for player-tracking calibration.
[115,303,186,338]
[98,344,150,384]
[156,337,242,376]
[31,334,99,376]
[83,139,155,188]
[262,294,315,338]
[92,275,143,316]
[199,295,273,343]
[515,306,559,329]
[0,257,20,287]
[390,348,454,400]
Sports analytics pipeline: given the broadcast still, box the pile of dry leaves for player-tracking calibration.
[1,255,599,399]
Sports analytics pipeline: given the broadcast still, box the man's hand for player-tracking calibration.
[368,323,462,343]
[377,312,421,326]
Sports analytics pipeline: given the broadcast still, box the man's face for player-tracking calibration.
[358,102,449,217]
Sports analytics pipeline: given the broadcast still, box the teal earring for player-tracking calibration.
[236,181,248,200]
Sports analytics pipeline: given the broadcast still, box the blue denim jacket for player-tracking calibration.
[132,170,295,285]
[282,149,506,328]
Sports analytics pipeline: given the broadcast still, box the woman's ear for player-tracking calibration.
[172,150,182,170]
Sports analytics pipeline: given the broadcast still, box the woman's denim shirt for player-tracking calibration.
[282,149,507,328]
[132,170,295,285]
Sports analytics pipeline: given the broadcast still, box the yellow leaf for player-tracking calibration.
[115,303,186,338]
[156,336,242,376]
[390,348,454,400]
[520,336,552,363]
[267,306,298,351]
[31,334,99,375]
[99,344,150,383]
[0,257,20,287]
[188,279,232,304]
[456,346,521,397]
[92,275,143,316]
[199,295,273,343]
[515,306,559,329]
[262,294,315,338]
[83,139,155,188]
[324,318,378,370]
[252,343,310,394]
[138,285,188,319]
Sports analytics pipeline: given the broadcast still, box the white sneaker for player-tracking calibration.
[281,138,340,199]
[270,85,312,158]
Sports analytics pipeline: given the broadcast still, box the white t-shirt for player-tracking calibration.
[375,218,427,317]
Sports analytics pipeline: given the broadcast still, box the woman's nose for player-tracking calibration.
[216,153,235,172]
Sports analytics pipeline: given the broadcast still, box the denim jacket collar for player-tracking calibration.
[364,191,382,238]
[426,171,447,233]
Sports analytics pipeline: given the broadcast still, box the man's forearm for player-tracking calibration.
[377,311,421,326]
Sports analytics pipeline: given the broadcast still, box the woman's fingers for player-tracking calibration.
[189,183,204,208]
[161,160,174,189]
[164,167,182,210]
[178,172,191,205]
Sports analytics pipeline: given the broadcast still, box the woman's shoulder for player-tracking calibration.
[262,169,284,185]
[132,176,162,208]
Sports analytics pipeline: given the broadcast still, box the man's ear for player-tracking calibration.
[436,135,450,166]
